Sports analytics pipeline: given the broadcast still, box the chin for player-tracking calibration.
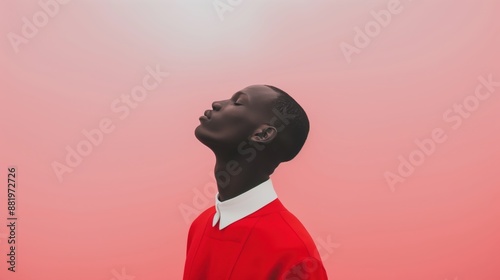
[194,127,213,147]
[194,125,205,141]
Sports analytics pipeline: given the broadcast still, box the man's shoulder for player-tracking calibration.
[253,201,311,235]
[191,206,215,227]
[185,206,215,251]
[251,205,318,252]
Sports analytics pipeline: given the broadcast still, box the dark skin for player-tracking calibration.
[195,85,282,202]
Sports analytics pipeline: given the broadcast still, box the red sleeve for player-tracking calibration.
[185,221,194,256]
[280,257,328,280]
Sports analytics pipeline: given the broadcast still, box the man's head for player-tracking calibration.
[195,85,309,170]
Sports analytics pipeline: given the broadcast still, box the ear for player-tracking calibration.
[250,125,278,143]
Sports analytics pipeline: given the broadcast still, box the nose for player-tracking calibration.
[212,101,222,111]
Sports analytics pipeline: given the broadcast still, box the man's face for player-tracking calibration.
[195,85,280,151]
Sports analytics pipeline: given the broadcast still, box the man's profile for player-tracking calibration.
[183,85,328,279]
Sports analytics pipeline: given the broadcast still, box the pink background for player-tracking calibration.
[1,0,500,279]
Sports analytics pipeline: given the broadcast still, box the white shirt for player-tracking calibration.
[212,178,278,230]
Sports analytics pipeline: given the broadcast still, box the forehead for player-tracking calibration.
[235,85,280,105]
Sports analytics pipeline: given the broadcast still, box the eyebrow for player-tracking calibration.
[232,91,248,100]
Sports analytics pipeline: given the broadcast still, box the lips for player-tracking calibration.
[204,110,212,119]
[199,110,212,122]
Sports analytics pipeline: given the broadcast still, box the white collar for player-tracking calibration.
[212,178,278,230]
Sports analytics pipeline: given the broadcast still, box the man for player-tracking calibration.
[183,85,328,279]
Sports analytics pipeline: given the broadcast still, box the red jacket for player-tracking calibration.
[183,199,328,279]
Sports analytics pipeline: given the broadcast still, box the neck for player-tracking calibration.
[213,156,270,202]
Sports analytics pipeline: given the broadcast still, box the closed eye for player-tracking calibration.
[233,101,243,106]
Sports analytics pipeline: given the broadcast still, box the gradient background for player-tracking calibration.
[1,0,500,279]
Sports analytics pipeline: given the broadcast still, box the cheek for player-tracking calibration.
[211,106,263,132]
[215,116,256,138]
[223,121,253,137]
[214,111,249,128]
